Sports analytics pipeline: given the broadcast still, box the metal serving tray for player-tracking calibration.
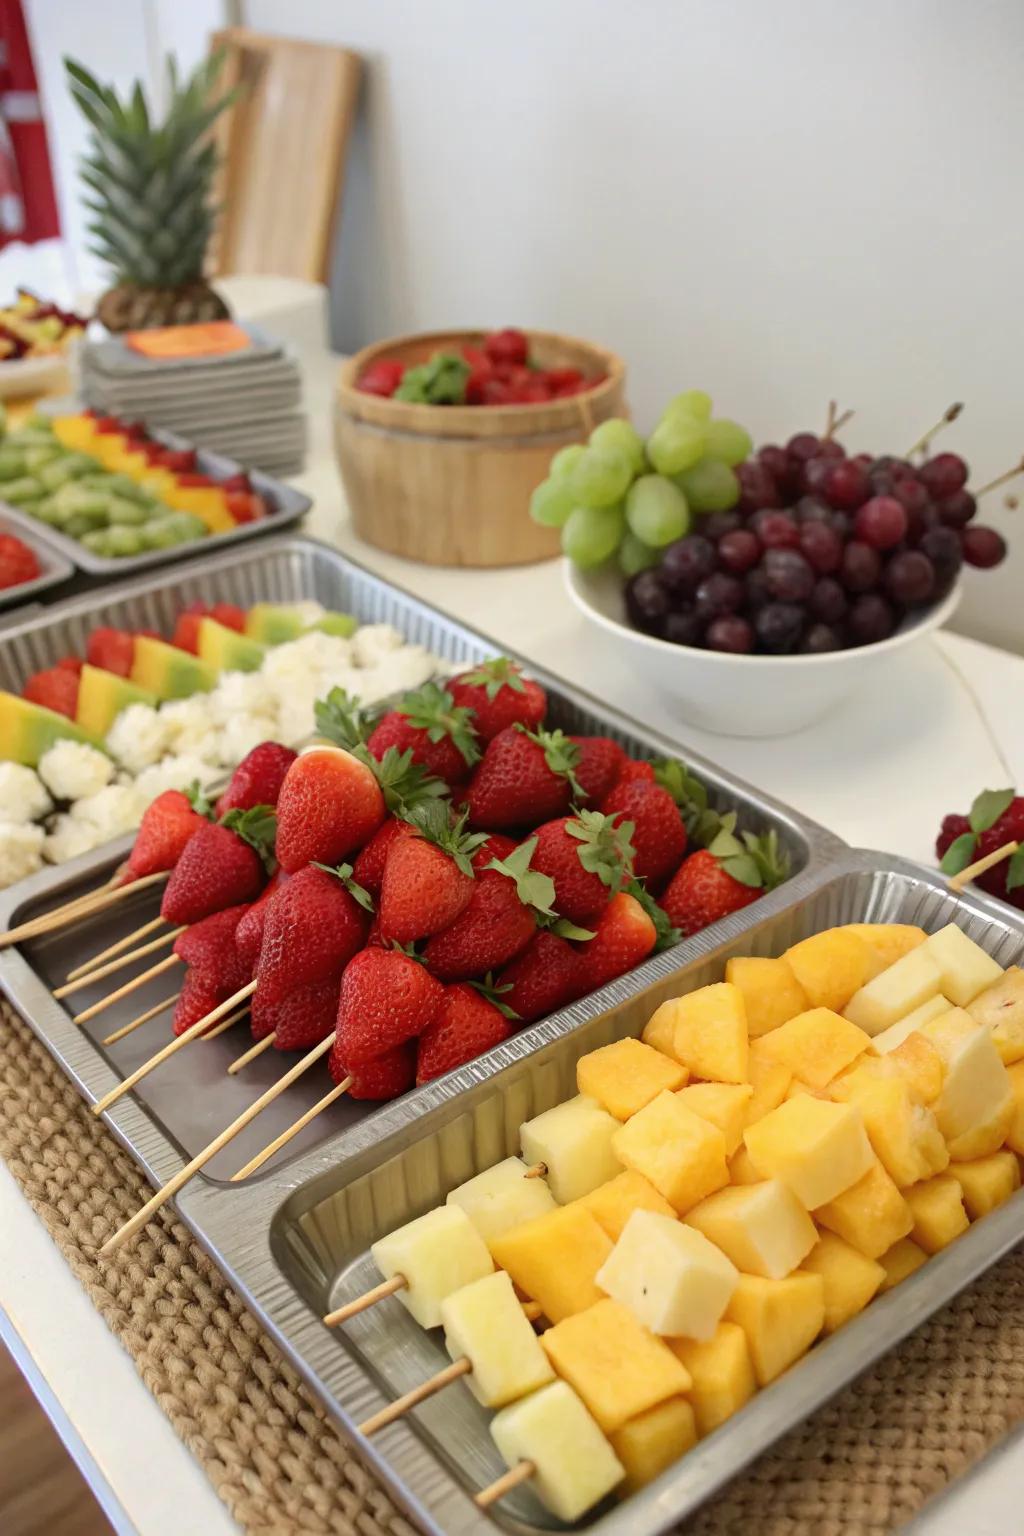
[0,505,75,610]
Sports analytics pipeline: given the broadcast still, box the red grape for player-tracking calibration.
[763,548,815,602]
[852,453,873,471]
[718,528,761,574]
[824,460,870,510]
[702,509,743,541]
[801,457,834,497]
[706,615,754,654]
[937,490,976,529]
[800,623,843,653]
[961,525,1007,569]
[816,439,846,461]
[891,477,929,515]
[744,567,772,611]
[884,550,935,607]
[920,453,968,500]
[808,577,848,624]
[794,496,832,524]
[754,510,801,549]
[799,521,844,574]
[695,572,744,620]
[755,602,805,653]
[787,432,821,463]
[854,496,908,550]
[848,593,896,645]
[664,608,703,646]
[735,462,782,513]
[919,526,963,588]
[757,445,796,495]
[626,571,670,634]
[660,535,717,594]
[841,540,882,592]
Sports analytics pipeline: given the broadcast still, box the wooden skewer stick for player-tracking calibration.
[905,402,963,459]
[359,1356,473,1436]
[227,1030,276,1074]
[91,979,258,1115]
[98,1031,336,1255]
[231,1075,352,1180]
[323,1273,407,1328]
[523,1162,547,1179]
[202,1005,251,1041]
[66,915,168,982]
[974,456,1024,499]
[101,991,180,1047]
[476,1460,536,1509]
[948,839,1019,893]
[0,870,167,950]
[72,952,181,1025]
[54,926,184,999]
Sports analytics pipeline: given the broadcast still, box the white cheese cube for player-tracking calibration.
[489,1381,624,1521]
[686,1180,818,1280]
[921,1008,1013,1158]
[595,1209,738,1340]
[922,924,1004,1007]
[447,1157,557,1244]
[520,1095,622,1204]
[369,1205,493,1328]
[441,1271,554,1408]
[844,948,942,1036]
[871,994,954,1053]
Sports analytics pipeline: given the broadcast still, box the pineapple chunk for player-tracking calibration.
[728,1143,762,1184]
[489,1381,624,1522]
[843,948,943,1037]
[921,1010,1014,1159]
[686,1179,817,1279]
[967,967,1024,1064]
[490,1204,612,1322]
[871,995,954,1054]
[447,1157,556,1246]
[609,1397,697,1494]
[841,922,927,968]
[948,1151,1020,1219]
[759,1007,871,1088]
[669,1321,756,1435]
[800,1232,884,1332]
[369,1206,494,1328]
[1007,1062,1024,1156]
[725,1272,825,1386]
[539,1298,692,1432]
[612,1090,729,1213]
[440,1270,554,1407]
[577,1037,687,1120]
[832,1075,948,1188]
[745,1040,793,1125]
[784,1080,831,1101]
[675,1083,754,1155]
[577,1170,676,1242]
[904,1173,969,1253]
[922,923,1003,1007]
[815,1158,913,1258]
[520,1095,622,1203]
[724,955,808,1039]
[878,1236,929,1292]
[743,1096,874,1209]
[596,1209,738,1339]
[661,982,749,1083]
[783,929,875,1012]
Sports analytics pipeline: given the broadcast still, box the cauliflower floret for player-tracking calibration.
[38,739,115,802]
[157,697,222,761]
[351,623,404,668]
[0,762,52,825]
[132,754,219,804]
[105,702,174,774]
[43,814,105,866]
[217,713,281,767]
[275,692,320,747]
[0,820,44,887]
[71,783,145,837]
[206,669,277,725]
[261,630,353,688]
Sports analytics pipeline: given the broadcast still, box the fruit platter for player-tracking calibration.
[0,290,89,400]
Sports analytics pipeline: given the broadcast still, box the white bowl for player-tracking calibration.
[565,559,960,738]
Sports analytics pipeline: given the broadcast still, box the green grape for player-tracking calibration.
[561,503,625,567]
[674,456,740,513]
[625,474,690,548]
[529,476,576,528]
[663,389,712,423]
[549,443,586,480]
[569,446,633,508]
[646,415,707,476]
[619,530,659,576]
[588,418,646,475]
[704,418,753,467]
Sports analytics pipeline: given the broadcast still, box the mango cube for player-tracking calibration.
[675,1083,754,1155]
[759,1007,871,1088]
[686,1180,817,1280]
[724,955,808,1039]
[833,1036,944,1107]
[490,1204,612,1322]
[440,1270,554,1407]
[871,995,954,1054]
[447,1157,557,1246]
[878,1237,928,1292]
[922,924,1003,1007]
[841,922,927,968]
[948,1151,1020,1219]
[800,1232,884,1333]
[1007,1061,1024,1156]
[725,1271,825,1385]
[783,929,875,1013]
[669,1321,756,1435]
[728,1143,762,1184]
[743,1096,874,1209]
[667,982,749,1083]
[577,1169,676,1242]
[370,1206,493,1328]
[904,1173,969,1253]
[520,1094,622,1203]
[843,948,943,1037]
[921,1009,1014,1159]
[967,967,1024,1064]
[489,1381,624,1522]
[745,1041,793,1126]
[832,1075,948,1188]
[609,1397,697,1494]
[540,1297,692,1432]
[596,1209,738,1339]
[612,1090,729,1213]
[814,1158,913,1259]
[577,1037,687,1119]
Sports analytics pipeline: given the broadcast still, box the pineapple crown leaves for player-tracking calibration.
[514,723,584,800]
[707,815,790,892]
[310,861,374,913]
[220,804,277,872]
[399,682,480,768]
[460,656,527,701]
[466,972,521,1021]
[566,809,636,891]
[183,779,214,820]
[406,800,489,877]
[626,879,681,953]
[653,757,720,846]
[487,836,559,921]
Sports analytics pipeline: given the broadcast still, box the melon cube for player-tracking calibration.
[784,1081,831,1102]
[609,1397,697,1494]
[967,967,1024,1064]
[520,1095,622,1203]
[447,1157,557,1246]
[539,1297,692,1433]
[871,995,954,1054]
[833,1036,944,1107]
[745,1040,793,1125]
[814,1158,913,1258]
[832,1075,948,1188]
[490,1204,613,1322]
[724,955,808,1039]
[759,1007,871,1088]
[577,1036,687,1119]
[642,1001,686,1062]
[877,1237,928,1292]
[595,1210,738,1340]
[743,1096,874,1209]
[841,923,927,968]
[669,1320,756,1435]
[843,948,943,1037]
[1007,1062,1024,1156]
[675,1083,754,1155]
[948,1151,1020,1219]
[489,1380,624,1523]
[800,1232,884,1333]
[922,924,1003,1007]
[725,1272,825,1386]
[577,1169,676,1242]
[904,1174,969,1253]
[612,1091,729,1213]
[369,1206,494,1328]
[921,1010,1014,1159]
[783,929,875,1012]
[728,1143,762,1184]
[440,1270,554,1407]
[686,1180,817,1280]
[668,982,749,1083]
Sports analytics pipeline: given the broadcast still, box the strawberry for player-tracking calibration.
[274,746,385,873]
[352,816,414,899]
[936,790,1024,906]
[448,658,547,743]
[161,809,275,925]
[367,682,480,786]
[379,801,488,943]
[329,1040,416,1099]
[253,976,340,1050]
[936,812,971,862]
[466,725,583,830]
[215,741,298,816]
[334,947,445,1065]
[529,810,635,924]
[0,533,39,589]
[314,687,452,817]
[600,778,686,888]
[576,890,659,992]
[124,786,210,881]
[210,601,245,632]
[22,665,78,719]
[234,870,289,975]
[571,736,626,804]
[255,863,370,1005]
[484,328,529,367]
[660,820,788,938]
[613,759,656,788]
[496,930,587,1023]
[55,655,83,675]
[173,903,251,992]
[86,626,134,677]
[172,971,224,1037]
[422,840,556,981]
[416,981,516,1084]
[471,833,517,871]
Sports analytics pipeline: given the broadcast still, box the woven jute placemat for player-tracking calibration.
[2,997,1024,1536]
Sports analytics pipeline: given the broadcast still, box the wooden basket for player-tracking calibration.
[333,329,627,567]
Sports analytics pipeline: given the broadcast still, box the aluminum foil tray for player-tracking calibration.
[0,505,75,610]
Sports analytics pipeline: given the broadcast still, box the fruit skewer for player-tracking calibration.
[947,839,1019,893]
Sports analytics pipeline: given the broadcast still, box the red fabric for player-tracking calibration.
[0,0,60,245]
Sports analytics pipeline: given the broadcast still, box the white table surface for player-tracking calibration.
[2,276,1021,1535]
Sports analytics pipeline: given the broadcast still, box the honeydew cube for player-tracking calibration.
[759,1008,871,1088]
[490,1205,612,1323]
[675,1083,754,1155]
[922,923,1003,1007]
[814,1158,913,1259]
[577,1036,687,1120]
[609,1397,697,1494]
[728,1143,762,1184]
[370,1206,493,1328]
[905,1174,969,1253]
[540,1298,692,1433]
[745,1040,793,1125]
[967,967,1024,1064]
[872,995,954,1054]
[447,1157,557,1246]
[743,1097,874,1209]
[724,955,808,1039]
[800,1232,884,1333]
[725,1272,825,1386]
[843,948,943,1037]
[669,982,749,1083]
[783,929,875,1013]
[948,1151,1021,1219]
[489,1380,624,1522]
[520,1095,622,1204]
[612,1091,729,1214]
[833,1075,949,1188]
[878,1237,928,1292]
[440,1270,554,1407]
[595,1209,738,1339]
[686,1180,817,1280]
[921,1010,1014,1159]
[669,1321,756,1435]
[577,1169,676,1242]
[841,923,928,968]
[1007,1062,1024,1156]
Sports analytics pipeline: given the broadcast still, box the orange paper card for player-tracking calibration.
[125,321,251,359]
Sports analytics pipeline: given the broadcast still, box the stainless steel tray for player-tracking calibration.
[0,505,75,610]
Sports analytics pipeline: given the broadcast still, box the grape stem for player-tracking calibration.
[973,457,1024,500]
[905,402,963,459]
[830,407,854,438]
[823,400,837,439]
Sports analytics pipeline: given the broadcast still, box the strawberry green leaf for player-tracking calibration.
[407,800,489,877]
[184,779,214,820]
[939,831,978,876]
[488,836,558,918]
[461,656,527,702]
[550,917,596,941]
[517,724,584,800]
[399,681,481,767]
[1006,845,1024,892]
[719,852,763,888]
[740,828,790,892]
[314,687,382,751]
[467,972,521,1019]
[566,808,636,889]
[653,757,721,845]
[969,788,1015,835]
[371,745,450,814]
[626,879,681,952]
[312,860,375,912]
[221,805,277,871]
